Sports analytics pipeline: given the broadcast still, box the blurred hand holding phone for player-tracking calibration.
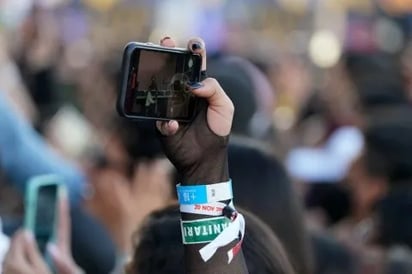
[117,42,203,121]
[24,175,65,257]
[2,175,82,274]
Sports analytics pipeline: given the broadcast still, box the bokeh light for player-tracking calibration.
[309,30,342,68]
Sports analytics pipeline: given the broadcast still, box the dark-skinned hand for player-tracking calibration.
[156,37,234,185]
[156,37,248,274]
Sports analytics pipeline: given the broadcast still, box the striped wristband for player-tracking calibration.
[177,180,245,263]
[176,180,233,205]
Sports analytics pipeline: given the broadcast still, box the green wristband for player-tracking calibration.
[181,216,230,244]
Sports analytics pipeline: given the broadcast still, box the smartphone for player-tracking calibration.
[24,175,64,255]
[117,42,203,122]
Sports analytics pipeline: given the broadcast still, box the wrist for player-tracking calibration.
[176,178,247,273]
[181,152,229,186]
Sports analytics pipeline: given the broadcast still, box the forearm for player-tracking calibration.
[184,245,248,274]
[180,154,249,274]
[0,93,85,204]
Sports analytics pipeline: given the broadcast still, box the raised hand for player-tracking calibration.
[155,37,248,274]
[156,37,234,185]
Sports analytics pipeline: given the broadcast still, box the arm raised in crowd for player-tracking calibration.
[157,37,249,274]
[0,93,85,203]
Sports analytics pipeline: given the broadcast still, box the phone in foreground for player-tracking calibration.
[117,42,203,122]
[24,175,65,256]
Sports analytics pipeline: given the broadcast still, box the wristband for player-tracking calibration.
[199,212,245,263]
[180,202,245,263]
[178,180,245,263]
[181,216,230,244]
[176,180,233,205]
[180,201,228,216]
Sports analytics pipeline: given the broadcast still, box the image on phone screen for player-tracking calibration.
[123,48,201,121]
[34,185,58,254]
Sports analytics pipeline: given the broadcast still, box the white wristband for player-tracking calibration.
[199,212,245,263]
[176,180,233,205]
[180,201,230,216]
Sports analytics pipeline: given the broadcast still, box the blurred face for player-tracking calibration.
[346,155,387,220]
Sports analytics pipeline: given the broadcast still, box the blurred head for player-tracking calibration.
[88,117,165,179]
[344,52,409,113]
[110,119,164,162]
[84,119,173,268]
[127,205,295,274]
[209,56,276,143]
[344,52,403,90]
[347,106,412,219]
[311,233,357,274]
[377,186,412,250]
[305,183,351,226]
[355,80,408,112]
[228,137,312,274]
[363,106,412,184]
[86,54,166,178]
[346,155,388,220]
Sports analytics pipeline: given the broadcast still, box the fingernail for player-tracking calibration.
[47,243,59,257]
[191,42,202,51]
[160,36,171,43]
[188,82,204,89]
[23,230,34,241]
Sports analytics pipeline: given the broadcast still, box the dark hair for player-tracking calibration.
[356,80,408,110]
[364,106,412,183]
[377,185,412,250]
[87,118,165,178]
[361,107,412,259]
[128,205,295,274]
[344,52,409,112]
[305,183,351,225]
[104,54,164,163]
[208,56,276,143]
[70,206,117,274]
[228,137,313,274]
[208,57,257,136]
[311,233,357,274]
[110,118,164,161]
[344,52,403,89]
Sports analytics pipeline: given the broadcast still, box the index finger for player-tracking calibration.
[21,230,47,268]
[160,36,176,48]
[6,230,26,262]
[57,188,70,252]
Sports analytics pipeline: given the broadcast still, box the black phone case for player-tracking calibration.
[116,42,202,122]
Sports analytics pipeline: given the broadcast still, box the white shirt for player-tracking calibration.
[0,217,10,273]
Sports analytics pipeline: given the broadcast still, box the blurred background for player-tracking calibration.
[1,0,412,273]
[1,0,411,147]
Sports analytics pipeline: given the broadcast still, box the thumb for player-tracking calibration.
[191,78,234,136]
[48,243,82,274]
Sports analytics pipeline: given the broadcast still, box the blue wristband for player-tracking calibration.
[177,180,233,205]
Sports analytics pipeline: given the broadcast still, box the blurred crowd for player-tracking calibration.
[1,0,412,273]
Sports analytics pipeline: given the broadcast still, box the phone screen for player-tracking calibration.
[123,48,202,121]
[34,185,58,254]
